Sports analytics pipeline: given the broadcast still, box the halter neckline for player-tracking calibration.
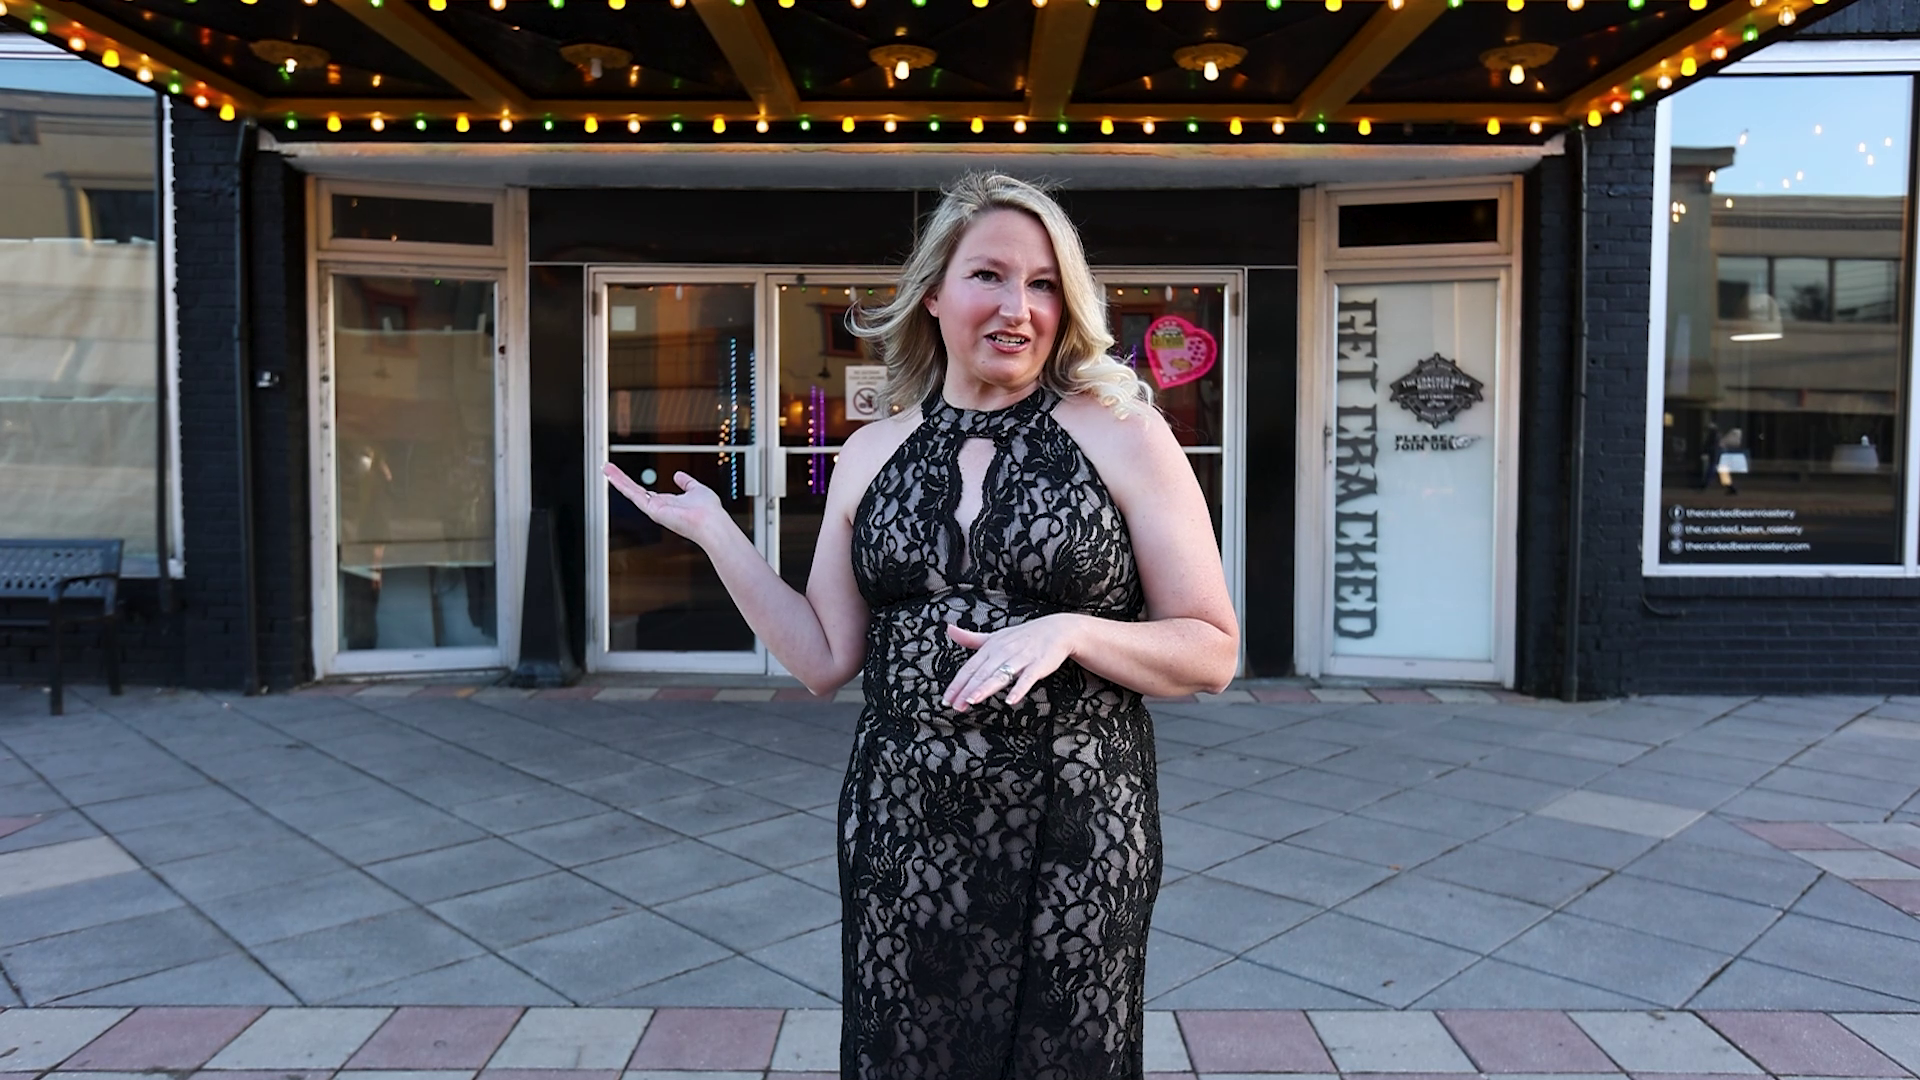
[921,384,1057,436]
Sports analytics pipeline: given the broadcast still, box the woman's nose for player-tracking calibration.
[998,289,1029,321]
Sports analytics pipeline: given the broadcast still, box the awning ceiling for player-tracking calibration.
[2,0,1856,142]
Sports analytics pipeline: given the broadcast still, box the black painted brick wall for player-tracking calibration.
[1800,0,1920,36]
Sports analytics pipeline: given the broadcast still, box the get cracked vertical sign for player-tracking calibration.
[1333,297,1381,640]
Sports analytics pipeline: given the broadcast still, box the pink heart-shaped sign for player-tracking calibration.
[1144,315,1218,390]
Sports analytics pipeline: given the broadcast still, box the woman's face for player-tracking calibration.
[925,208,1064,392]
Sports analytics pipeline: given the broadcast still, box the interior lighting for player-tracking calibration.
[28,15,46,33]
[1326,0,1341,10]
[671,119,683,131]
[929,119,941,130]
[1186,120,1198,132]
[1146,0,1161,9]
[285,115,298,130]
[429,0,446,9]
[491,0,506,8]
[415,117,426,130]
[799,118,811,130]
[1778,5,1796,24]
[1711,44,1727,58]
[1610,99,1623,113]
[1567,0,1584,9]
[1204,0,1219,10]
[1058,120,1069,132]
[1743,22,1758,39]
[1657,74,1672,88]
[1508,0,1523,10]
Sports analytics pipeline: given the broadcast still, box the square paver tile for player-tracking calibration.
[429,872,636,950]
[324,955,570,1007]
[1144,1010,1192,1073]
[1700,1012,1906,1077]
[488,1007,652,1068]
[1796,850,1920,881]
[1161,816,1273,873]
[749,925,843,998]
[1480,816,1662,870]
[770,1009,841,1072]
[627,1008,781,1070]
[606,956,835,1009]
[654,873,838,952]
[504,911,731,1004]
[631,788,791,837]
[1417,844,1607,908]
[1354,790,1522,839]
[1151,959,1375,1009]
[1285,816,1461,870]
[1687,958,1920,1011]
[366,839,555,904]
[1152,875,1318,953]
[1623,844,1821,908]
[205,1007,393,1068]
[1538,791,1704,839]
[1335,873,1548,954]
[1564,876,1781,955]
[252,910,486,1003]
[0,836,141,900]
[1176,1010,1335,1073]
[703,813,839,871]
[1741,914,1920,1002]
[0,1008,130,1069]
[507,813,678,868]
[0,906,237,1004]
[62,1006,264,1069]
[153,838,350,904]
[1310,1011,1476,1073]
[1248,914,1478,1007]
[1836,1015,1920,1075]
[346,1006,523,1068]
[1494,915,1730,1007]
[199,870,414,947]
[1439,1010,1616,1073]
[577,840,765,906]
[0,869,184,948]
[1209,843,1397,907]
[1569,1012,1761,1074]
[1178,791,1340,843]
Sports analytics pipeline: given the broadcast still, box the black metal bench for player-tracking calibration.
[0,539,124,715]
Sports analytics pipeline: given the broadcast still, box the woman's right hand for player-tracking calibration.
[603,462,734,550]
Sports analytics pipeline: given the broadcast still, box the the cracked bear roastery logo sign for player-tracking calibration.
[1389,353,1484,429]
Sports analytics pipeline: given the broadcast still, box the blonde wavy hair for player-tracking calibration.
[849,173,1153,417]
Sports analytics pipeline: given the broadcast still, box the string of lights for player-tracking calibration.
[4,0,1819,140]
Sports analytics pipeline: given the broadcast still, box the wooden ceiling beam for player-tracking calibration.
[327,0,530,115]
[689,0,801,117]
[1025,0,1098,121]
[1288,0,1448,122]
[1559,0,1759,117]
[26,0,263,111]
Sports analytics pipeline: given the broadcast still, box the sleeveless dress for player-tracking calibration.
[839,386,1163,1080]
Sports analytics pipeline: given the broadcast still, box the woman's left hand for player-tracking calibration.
[942,615,1085,711]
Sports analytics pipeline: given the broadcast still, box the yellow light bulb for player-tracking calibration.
[220,103,236,121]
[971,116,984,133]
[628,116,641,132]
[1204,60,1218,80]
[1587,109,1602,126]
[456,114,470,132]
[1229,118,1242,135]
[1358,119,1372,135]
[712,117,726,133]
[1146,0,1161,9]
[756,118,769,133]
[1100,118,1114,135]
[101,48,119,67]
[842,116,855,132]
[1142,119,1155,134]
[1508,0,1522,8]
[1487,118,1501,135]
[327,114,341,132]
[1510,63,1525,84]
[585,116,599,133]
[895,59,910,79]
[428,0,445,9]
[1325,0,1341,9]
[1681,56,1697,76]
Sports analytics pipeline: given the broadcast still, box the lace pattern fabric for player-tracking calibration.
[841,387,1161,1080]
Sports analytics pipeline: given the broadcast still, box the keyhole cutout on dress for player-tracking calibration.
[952,437,998,575]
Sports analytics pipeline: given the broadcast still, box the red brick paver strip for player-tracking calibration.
[1371,689,1440,704]
[1736,822,1870,851]
[1703,1012,1907,1077]
[653,687,719,701]
[1854,879,1920,915]
[479,1072,620,1080]
[345,1006,523,1069]
[65,1006,264,1070]
[177,1072,331,1080]
[535,686,601,700]
[1252,688,1320,703]
[1441,1010,1617,1074]
[0,816,41,840]
[628,1007,782,1070]
[1891,847,1920,869]
[1178,1010,1336,1073]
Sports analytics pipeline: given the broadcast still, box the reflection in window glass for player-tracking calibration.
[1659,75,1911,566]
[1105,283,1228,545]
[0,49,159,568]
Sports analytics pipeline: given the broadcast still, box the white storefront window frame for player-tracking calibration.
[1640,41,1920,578]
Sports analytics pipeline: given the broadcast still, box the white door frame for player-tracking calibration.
[1294,177,1524,685]
[585,266,772,674]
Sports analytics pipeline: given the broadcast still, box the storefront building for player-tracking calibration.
[1,0,1915,697]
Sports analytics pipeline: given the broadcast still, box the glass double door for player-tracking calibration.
[588,270,1238,674]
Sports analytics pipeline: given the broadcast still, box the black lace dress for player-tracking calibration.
[839,386,1162,1080]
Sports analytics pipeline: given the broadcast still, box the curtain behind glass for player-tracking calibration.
[0,50,159,566]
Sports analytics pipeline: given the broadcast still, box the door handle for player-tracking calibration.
[743,447,762,499]
[768,446,788,500]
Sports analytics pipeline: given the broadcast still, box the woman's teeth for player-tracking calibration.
[987,333,1028,346]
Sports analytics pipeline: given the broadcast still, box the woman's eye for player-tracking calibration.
[971,269,1000,282]
[1031,279,1058,292]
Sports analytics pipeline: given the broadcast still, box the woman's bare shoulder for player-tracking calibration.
[1049,390,1173,459]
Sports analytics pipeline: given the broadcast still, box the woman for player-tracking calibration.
[605,173,1238,1079]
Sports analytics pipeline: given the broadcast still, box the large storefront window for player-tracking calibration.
[1656,75,1912,567]
[0,38,160,569]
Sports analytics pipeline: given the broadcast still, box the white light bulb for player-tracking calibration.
[590,57,602,79]
[1510,63,1525,84]
[895,58,909,79]
[285,58,298,73]
[1204,60,1218,81]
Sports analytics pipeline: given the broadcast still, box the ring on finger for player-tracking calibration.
[996,663,1017,678]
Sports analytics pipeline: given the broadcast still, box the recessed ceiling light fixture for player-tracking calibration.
[1173,42,1247,82]
[869,43,937,82]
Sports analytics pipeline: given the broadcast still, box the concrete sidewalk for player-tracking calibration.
[0,683,1917,1013]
